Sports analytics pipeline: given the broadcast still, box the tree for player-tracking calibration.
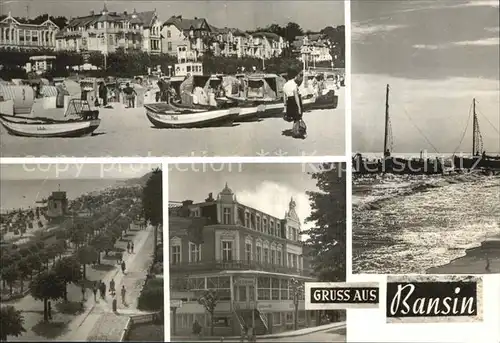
[30,271,66,322]
[303,162,346,282]
[283,22,304,43]
[197,289,219,336]
[142,168,163,259]
[90,233,115,263]
[76,246,98,279]
[289,278,304,330]
[1,267,18,295]
[0,305,26,341]
[17,259,31,294]
[53,256,82,301]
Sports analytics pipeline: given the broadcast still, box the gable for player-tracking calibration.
[41,19,59,29]
[0,16,20,26]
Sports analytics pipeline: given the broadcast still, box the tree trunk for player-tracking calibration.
[9,283,12,295]
[210,313,214,336]
[20,279,24,293]
[294,303,299,330]
[64,282,68,301]
[43,298,48,322]
[82,264,86,279]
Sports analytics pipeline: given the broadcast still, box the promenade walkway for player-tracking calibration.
[61,224,156,341]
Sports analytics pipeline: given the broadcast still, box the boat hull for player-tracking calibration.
[145,105,240,128]
[453,156,500,171]
[0,114,101,138]
[236,103,285,122]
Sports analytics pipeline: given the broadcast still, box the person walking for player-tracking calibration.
[101,281,107,299]
[98,81,108,107]
[130,241,134,254]
[92,283,98,301]
[121,260,126,274]
[123,83,137,108]
[283,68,306,139]
[109,279,116,296]
[127,241,131,254]
[121,285,126,304]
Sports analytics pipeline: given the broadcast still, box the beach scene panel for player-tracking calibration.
[351,0,500,274]
[0,164,164,342]
[0,1,345,157]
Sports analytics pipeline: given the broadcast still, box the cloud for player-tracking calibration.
[235,181,312,233]
[352,23,406,41]
[413,37,500,50]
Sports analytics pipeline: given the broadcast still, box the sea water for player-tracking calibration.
[352,173,500,274]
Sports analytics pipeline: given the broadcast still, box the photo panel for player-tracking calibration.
[167,161,346,342]
[0,0,345,158]
[0,162,164,342]
[350,0,500,275]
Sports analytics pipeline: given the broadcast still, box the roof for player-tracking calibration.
[65,9,156,30]
[251,31,281,41]
[0,15,59,29]
[163,15,210,32]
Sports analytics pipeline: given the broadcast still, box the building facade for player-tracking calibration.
[0,13,59,50]
[161,15,212,57]
[294,34,333,63]
[47,191,68,218]
[55,5,162,54]
[169,184,320,337]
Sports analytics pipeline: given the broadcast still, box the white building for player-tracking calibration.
[0,13,59,50]
[55,5,162,54]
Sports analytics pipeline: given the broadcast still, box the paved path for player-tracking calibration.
[67,225,155,341]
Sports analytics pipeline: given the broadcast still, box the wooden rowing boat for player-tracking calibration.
[0,114,101,138]
[144,103,240,128]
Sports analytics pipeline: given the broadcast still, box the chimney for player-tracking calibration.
[124,10,127,15]
[90,10,94,16]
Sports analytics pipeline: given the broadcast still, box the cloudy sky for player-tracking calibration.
[2,0,344,31]
[168,162,333,232]
[352,0,499,154]
[0,163,160,180]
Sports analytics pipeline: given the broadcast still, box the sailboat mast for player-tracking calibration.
[383,84,390,153]
[472,98,477,155]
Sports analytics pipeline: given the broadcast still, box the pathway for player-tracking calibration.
[65,224,155,341]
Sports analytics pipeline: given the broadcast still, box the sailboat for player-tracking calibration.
[453,99,500,172]
[353,84,444,175]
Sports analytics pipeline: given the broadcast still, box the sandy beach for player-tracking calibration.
[0,88,345,157]
[427,234,500,274]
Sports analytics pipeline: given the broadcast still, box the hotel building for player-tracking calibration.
[169,184,321,337]
[0,13,59,50]
[55,5,162,54]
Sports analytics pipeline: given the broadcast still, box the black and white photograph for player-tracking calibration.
[168,162,346,342]
[0,163,164,342]
[351,0,500,274]
[0,0,345,157]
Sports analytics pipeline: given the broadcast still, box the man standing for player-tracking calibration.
[123,83,137,108]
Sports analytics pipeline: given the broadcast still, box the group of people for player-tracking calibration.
[156,78,179,103]
[92,279,127,305]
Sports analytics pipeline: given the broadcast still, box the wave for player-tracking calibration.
[353,172,498,210]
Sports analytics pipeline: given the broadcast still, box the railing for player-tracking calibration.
[170,259,308,276]
[257,309,269,333]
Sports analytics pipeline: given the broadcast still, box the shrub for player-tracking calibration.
[137,278,164,312]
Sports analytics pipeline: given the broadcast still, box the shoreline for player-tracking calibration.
[427,233,500,274]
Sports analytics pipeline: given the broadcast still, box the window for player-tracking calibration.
[273,312,281,325]
[256,246,262,262]
[263,218,268,234]
[277,250,282,265]
[263,248,269,263]
[276,223,281,237]
[223,208,231,224]
[287,253,292,267]
[270,221,274,235]
[222,241,233,261]
[256,216,261,231]
[244,212,249,227]
[171,245,181,264]
[168,42,172,51]
[189,242,201,262]
[167,30,171,38]
[286,312,293,324]
[245,243,252,261]
[280,279,289,300]
[270,249,275,265]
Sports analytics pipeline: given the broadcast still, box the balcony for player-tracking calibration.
[170,259,309,276]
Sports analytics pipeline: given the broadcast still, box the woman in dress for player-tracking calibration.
[283,69,306,138]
